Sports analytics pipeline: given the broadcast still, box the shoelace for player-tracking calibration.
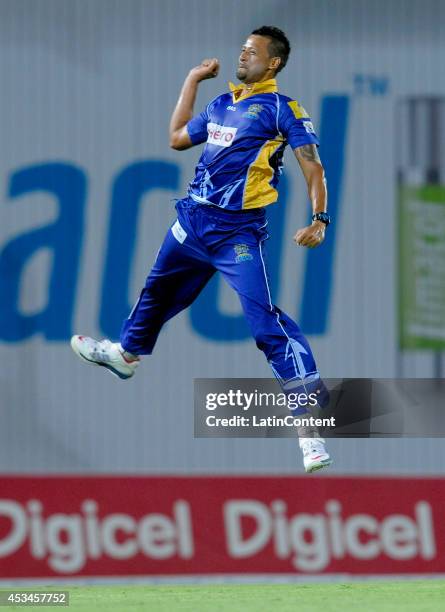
[302,439,325,454]
[91,340,114,362]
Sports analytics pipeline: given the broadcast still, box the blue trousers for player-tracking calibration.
[120,197,321,393]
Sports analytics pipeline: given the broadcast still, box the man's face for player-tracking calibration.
[236,35,277,84]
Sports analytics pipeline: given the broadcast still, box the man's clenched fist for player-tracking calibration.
[189,58,220,82]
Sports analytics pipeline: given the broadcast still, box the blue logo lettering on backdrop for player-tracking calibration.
[299,95,350,334]
[0,163,86,341]
[0,95,349,343]
[100,161,180,338]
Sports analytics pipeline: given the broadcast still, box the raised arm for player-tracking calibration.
[169,58,220,151]
[293,144,328,248]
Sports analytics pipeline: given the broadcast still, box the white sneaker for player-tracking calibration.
[70,335,140,380]
[299,438,333,473]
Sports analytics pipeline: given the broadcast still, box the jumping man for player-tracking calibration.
[71,26,333,473]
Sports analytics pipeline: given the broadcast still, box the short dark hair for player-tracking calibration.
[251,26,291,73]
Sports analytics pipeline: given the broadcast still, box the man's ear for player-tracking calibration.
[269,57,281,72]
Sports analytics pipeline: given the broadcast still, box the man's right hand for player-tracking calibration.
[170,58,219,151]
[189,58,220,82]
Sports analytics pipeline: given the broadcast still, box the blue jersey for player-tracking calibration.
[186,78,319,211]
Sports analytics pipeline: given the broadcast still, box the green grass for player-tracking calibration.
[2,582,445,612]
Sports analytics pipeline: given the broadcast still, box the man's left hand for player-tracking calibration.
[293,221,326,248]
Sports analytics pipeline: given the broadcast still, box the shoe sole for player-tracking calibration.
[305,458,333,474]
[70,337,134,381]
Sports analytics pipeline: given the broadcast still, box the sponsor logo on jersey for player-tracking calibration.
[234,244,253,263]
[226,105,237,111]
[243,103,263,120]
[303,120,316,134]
[207,123,237,147]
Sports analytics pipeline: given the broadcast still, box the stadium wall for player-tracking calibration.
[1,475,444,580]
[0,0,444,476]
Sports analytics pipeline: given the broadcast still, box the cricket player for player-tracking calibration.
[71,26,332,472]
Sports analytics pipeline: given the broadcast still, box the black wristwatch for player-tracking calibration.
[312,212,331,226]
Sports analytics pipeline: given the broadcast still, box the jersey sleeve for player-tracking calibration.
[278,99,319,149]
[186,108,209,145]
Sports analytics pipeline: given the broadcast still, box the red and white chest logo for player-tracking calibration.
[207,123,238,147]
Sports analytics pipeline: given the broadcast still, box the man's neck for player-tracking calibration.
[242,73,274,90]
[238,75,275,96]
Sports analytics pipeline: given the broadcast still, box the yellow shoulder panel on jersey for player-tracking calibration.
[288,100,309,119]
